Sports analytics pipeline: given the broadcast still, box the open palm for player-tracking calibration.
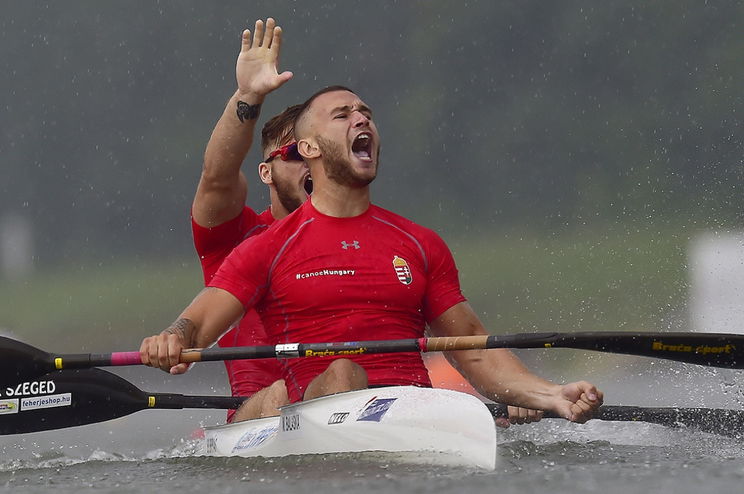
[236,18,293,97]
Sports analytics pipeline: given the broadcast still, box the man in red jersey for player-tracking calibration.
[191,18,308,422]
[146,88,604,423]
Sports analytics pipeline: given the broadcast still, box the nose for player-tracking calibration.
[351,110,370,128]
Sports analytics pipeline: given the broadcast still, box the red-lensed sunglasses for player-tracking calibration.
[265,142,302,162]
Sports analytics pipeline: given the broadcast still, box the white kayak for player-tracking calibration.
[201,386,497,470]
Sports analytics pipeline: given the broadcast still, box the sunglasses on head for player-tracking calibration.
[265,142,302,162]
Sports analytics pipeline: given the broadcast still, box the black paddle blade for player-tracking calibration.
[555,332,744,369]
[492,332,744,369]
[0,336,56,387]
[0,368,148,435]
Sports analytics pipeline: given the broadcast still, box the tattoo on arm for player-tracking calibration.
[236,101,261,123]
[162,318,195,346]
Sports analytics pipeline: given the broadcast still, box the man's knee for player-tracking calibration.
[324,359,368,387]
[264,379,289,407]
[231,380,289,422]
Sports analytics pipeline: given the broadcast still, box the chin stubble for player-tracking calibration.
[316,135,377,187]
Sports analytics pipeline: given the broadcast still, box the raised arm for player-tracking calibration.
[193,18,293,227]
[428,301,603,423]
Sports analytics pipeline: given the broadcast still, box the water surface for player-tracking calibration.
[2,358,743,493]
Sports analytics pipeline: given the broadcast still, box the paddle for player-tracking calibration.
[487,403,744,437]
[2,331,743,385]
[0,368,244,435]
[2,367,742,437]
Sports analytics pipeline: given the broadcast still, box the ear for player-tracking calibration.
[258,162,272,185]
[297,138,321,160]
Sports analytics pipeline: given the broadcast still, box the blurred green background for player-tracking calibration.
[1,1,741,351]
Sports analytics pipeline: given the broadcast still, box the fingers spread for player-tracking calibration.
[277,71,294,84]
[263,18,276,48]
[241,29,251,51]
[271,25,283,54]
[253,19,264,48]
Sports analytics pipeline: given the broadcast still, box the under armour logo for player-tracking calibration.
[341,240,360,250]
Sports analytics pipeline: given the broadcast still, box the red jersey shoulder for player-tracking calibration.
[368,205,450,256]
[370,204,440,236]
[264,201,315,236]
[193,206,274,284]
[227,203,313,265]
[243,207,275,240]
[192,206,273,255]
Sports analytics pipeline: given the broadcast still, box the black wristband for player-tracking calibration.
[236,101,261,122]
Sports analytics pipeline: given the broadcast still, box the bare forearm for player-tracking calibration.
[203,90,262,179]
[166,288,244,347]
[141,287,245,373]
[450,348,560,410]
[194,20,293,227]
[193,91,261,227]
[161,317,196,346]
[430,302,560,410]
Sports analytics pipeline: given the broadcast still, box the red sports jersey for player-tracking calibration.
[210,200,467,402]
[192,206,282,419]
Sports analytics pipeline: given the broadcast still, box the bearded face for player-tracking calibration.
[270,163,311,214]
[316,135,378,188]
[273,175,305,213]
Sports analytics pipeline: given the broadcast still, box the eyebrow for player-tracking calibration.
[330,104,373,116]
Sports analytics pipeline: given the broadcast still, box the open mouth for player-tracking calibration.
[352,133,372,161]
[304,175,313,195]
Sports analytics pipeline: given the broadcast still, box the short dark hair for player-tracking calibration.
[261,104,303,155]
[294,85,356,138]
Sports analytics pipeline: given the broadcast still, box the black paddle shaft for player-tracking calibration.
[2,366,742,437]
[3,331,744,390]
[486,403,744,437]
[195,332,744,369]
[0,368,245,435]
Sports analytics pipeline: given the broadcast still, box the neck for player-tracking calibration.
[270,204,290,220]
[269,190,291,220]
[310,180,370,218]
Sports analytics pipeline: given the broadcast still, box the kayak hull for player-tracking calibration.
[202,386,497,470]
